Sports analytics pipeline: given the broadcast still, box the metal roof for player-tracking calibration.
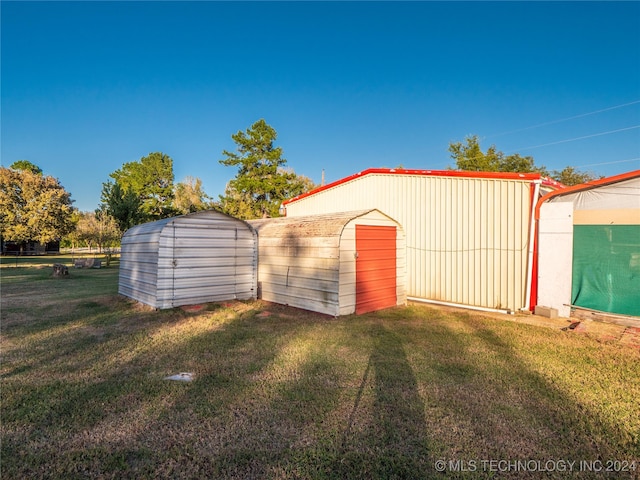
[535,169,640,220]
[283,168,563,206]
[248,209,379,237]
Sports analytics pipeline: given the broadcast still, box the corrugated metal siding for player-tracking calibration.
[119,211,257,309]
[250,209,406,316]
[119,218,172,307]
[285,173,532,312]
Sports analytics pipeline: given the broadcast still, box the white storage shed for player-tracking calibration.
[535,170,640,318]
[282,168,561,314]
[119,210,257,309]
[248,209,406,316]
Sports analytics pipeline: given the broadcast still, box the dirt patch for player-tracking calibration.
[181,304,204,313]
[620,327,640,349]
[412,302,635,346]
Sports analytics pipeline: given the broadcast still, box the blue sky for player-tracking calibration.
[2,1,639,212]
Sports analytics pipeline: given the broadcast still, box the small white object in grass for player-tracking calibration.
[164,372,194,382]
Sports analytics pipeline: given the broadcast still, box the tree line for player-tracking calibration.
[0,120,599,253]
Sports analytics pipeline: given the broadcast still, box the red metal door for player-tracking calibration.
[355,225,397,314]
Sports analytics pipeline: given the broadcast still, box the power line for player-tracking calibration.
[448,101,640,170]
[483,100,640,140]
[574,157,640,169]
[449,127,640,166]
[512,125,640,153]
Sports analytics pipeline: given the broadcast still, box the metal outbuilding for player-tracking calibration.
[119,210,257,309]
[535,170,640,319]
[282,168,561,314]
[248,209,406,316]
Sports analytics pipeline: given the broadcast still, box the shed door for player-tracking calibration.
[356,225,397,314]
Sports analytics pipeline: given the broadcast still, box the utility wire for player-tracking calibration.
[448,126,639,165]
[511,125,640,152]
[449,101,640,170]
[574,157,640,169]
[483,100,640,140]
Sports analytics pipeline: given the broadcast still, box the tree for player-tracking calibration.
[73,211,120,252]
[63,210,83,250]
[551,166,601,186]
[10,160,43,175]
[218,119,315,219]
[107,152,176,221]
[448,135,600,184]
[100,152,176,228]
[0,166,75,247]
[218,182,257,219]
[174,176,212,214]
[448,135,549,175]
[278,167,317,199]
[99,181,145,232]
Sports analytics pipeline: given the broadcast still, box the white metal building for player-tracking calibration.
[249,209,406,316]
[282,168,560,313]
[535,170,640,318]
[119,210,257,309]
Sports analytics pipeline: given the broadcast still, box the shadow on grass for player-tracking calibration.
[2,301,295,479]
[423,310,639,478]
[327,322,431,479]
[2,297,638,479]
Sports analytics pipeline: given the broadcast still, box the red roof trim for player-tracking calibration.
[284,168,560,206]
[534,169,640,220]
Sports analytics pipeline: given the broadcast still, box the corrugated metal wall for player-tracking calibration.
[249,209,406,316]
[119,218,170,307]
[285,173,533,312]
[119,211,257,309]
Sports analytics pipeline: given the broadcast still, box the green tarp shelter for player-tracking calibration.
[536,170,640,318]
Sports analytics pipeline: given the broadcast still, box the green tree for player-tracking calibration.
[10,160,43,175]
[278,167,317,199]
[0,166,75,246]
[101,152,176,228]
[448,135,599,184]
[448,135,549,175]
[218,119,313,219]
[551,166,601,186]
[108,152,176,221]
[174,176,212,214]
[99,181,145,232]
[218,182,256,219]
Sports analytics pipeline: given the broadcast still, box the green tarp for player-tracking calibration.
[572,225,640,317]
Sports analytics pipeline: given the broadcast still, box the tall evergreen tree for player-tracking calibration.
[218,119,312,219]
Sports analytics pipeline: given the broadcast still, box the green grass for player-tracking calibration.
[1,258,639,479]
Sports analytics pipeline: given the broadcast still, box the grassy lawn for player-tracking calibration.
[1,257,639,479]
